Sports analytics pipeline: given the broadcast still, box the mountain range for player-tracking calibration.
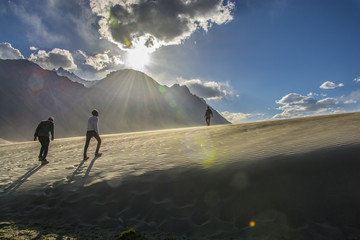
[0,59,230,141]
[55,67,98,88]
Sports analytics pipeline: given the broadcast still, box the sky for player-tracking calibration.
[1,0,360,123]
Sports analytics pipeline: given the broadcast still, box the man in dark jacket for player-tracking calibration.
[34,117,54,164]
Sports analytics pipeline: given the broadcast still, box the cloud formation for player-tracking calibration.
[0,42,24,59]
[0,42,123,80]
[10,2,66,45]
[353,77,360,83]
[320,81,344,89]
[90,0,235,52]
[78,50,124,71]
[8,0,114,53]
[70,50,126,80]
[274,93,339,119]
[220,111,263,123]
[178,77,233,100]
[343,90,360,105]
[29,48,77,70]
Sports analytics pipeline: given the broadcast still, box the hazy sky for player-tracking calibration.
[1,0,360,123]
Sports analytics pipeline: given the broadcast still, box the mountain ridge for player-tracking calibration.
[55,67,98,88]
[0,59,230,141]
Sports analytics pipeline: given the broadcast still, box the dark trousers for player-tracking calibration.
[38,136,50,160]
[206,117,211,126]
[83,131,101,158]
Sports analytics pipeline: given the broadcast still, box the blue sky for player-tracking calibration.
[1,0,360,123]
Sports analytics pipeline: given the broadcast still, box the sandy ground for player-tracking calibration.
[1,112,360,239]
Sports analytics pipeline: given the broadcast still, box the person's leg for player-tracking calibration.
[38,138,44,159]
[42,137,50,160]
[206,117,210,126]
[83,131,93,159]
[94,134,101,155]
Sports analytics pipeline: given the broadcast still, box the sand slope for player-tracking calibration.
[1,112,360,239]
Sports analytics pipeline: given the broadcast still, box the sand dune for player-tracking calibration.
[0,138,11,145]
[1,112,360,239]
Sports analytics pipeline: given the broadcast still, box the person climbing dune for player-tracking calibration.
[83,109,102,160]
[34,117,54,165]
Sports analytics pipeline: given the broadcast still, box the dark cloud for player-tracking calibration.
[29,48,77,70]
[91,0,235,51]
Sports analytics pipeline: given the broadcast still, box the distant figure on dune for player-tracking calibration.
[205,106,213,126]
[83,109,102,160]
[34,117,54,165]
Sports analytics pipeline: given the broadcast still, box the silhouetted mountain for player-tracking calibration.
[0,59,230,141]
[55,67,98,87]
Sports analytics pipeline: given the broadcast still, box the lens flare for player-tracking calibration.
[28,78,44,92]
[182,130,215,166]
[124,37,132,48]
[249,220,256,227]
[158,86,166,93]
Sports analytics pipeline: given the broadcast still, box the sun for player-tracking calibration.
[126,48,151,70]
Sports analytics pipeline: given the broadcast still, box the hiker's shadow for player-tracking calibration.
[81,156,99,187]
[4,164,44,194]
[67,156,99,188]
[66,158,88,183]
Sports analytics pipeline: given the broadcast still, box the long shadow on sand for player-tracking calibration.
[3,164,44,194]
[66,156,99,188]
[81,156,99,187]
[66,158,88,183]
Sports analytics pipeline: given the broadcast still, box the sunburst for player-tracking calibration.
[126,48,151,70]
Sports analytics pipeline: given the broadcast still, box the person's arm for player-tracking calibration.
[94,117,99,135]
[34,122,41,140]
[50,123,54,141]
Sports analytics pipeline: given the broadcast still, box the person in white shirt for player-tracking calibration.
[83,109,102,160]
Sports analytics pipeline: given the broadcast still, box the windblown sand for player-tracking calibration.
[1,112,360,239]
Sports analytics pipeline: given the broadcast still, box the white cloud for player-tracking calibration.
[320,81,344,89]
[30,46,38,51]
[80,50,124,71]
[69,50,125,80]
[178,77,233,100]
[90,0,235,53]
[220,111,264,124]
[353,77,360,83]
[0,42,24,60]
[29,48,77,70]
[344,100,357,104]
[85,52,112,71]
[274,93,339,119]
[343,90,360,105]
